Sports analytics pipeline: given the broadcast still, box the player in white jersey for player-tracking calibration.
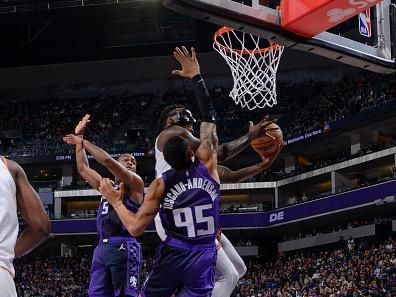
[154,46,282,297]
[0,156,51,297]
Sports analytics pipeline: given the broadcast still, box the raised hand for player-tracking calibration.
[171,46,201,78]
[63,134,83,146]
[99,179,124,206]
[247,116,278,141]
[75,114,91,135]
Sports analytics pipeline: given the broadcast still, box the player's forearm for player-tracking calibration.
[218,134,250,163]
[14,223,51,257]
[112,203,143,237]
[219,162,270,183]
[192,74,209,100]
[82,139,112,167]
[192,75,216,123]
[75,143,90,172]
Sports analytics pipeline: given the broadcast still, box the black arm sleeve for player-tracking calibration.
[191,74,216,123]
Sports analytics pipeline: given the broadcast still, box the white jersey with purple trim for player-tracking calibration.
[0,157,18,278]
[154,137,171,241]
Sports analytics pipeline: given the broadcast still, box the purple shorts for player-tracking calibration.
[141,239,216,297]
[88,237,141,297]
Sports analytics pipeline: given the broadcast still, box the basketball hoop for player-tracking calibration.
[213,27,284,110]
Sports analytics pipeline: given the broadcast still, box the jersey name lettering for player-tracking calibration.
[163,178,218,209]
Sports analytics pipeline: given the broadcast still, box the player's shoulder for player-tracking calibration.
[3,158,21,180]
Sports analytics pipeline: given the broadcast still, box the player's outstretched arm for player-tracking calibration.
[172,46,216,125]
[217,147,281,183]
[63,134,102,190]
[217,117,278,163]
[99,178,164,237]
[7,160,51,257]
[80,138,144,192]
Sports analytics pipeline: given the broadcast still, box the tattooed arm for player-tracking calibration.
[99,178,164,237]
[196,122,220,184]
[217,117,277,163]
[217,143,282,183]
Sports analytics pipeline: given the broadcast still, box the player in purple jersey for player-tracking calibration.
[99,120,221,297]
[155,46,283,297]
[63,115,144,297]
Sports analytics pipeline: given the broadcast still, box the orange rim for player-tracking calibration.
[213,26,282,55]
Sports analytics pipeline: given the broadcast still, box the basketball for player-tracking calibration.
[250,123,283,157]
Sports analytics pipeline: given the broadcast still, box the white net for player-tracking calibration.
[213,27,284,110]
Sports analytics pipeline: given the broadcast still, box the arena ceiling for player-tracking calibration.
[0,1,208,67]
[0,0,342,71]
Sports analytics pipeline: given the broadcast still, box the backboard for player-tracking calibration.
[163,0,396,73]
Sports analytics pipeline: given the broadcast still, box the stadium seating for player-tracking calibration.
[14,234,395,296]
[1,72,394,161]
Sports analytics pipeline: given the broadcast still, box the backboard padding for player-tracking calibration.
[163,0,395,73]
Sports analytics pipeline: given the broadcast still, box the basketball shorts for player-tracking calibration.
[0,267,16,297]
[88,237,142,297]
[141,239,216,297]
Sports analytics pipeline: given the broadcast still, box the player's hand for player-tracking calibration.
[171,46,201,78]
[63,134,83,146]
[75,114,91,135]
[247,116,278,141]
[99,179,124,206]
[260,142,283,165]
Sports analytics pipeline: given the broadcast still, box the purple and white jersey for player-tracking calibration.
[97,184,140,241]
[160,162,220,246]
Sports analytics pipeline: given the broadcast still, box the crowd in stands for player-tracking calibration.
[1,72,395,208]
[0,93,155,158]
[281,72,396,140]
[14,235,395,296]
[14,255,90,297]
[233,236,396,297]
[1,72,394,160]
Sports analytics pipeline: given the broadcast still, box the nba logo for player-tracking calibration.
[359,9,371,37]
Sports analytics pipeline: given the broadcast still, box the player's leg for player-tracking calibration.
[211,246,239,297]
[220,234,247,278]
[88,245,114,297]
[140,244,180,297]
[106,239,141,297]
[176,248,217,297]
[0,267,17,297]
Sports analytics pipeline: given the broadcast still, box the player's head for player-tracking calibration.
[163,136,193,171]
[117,153,137,173]
[158,104,196,133]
